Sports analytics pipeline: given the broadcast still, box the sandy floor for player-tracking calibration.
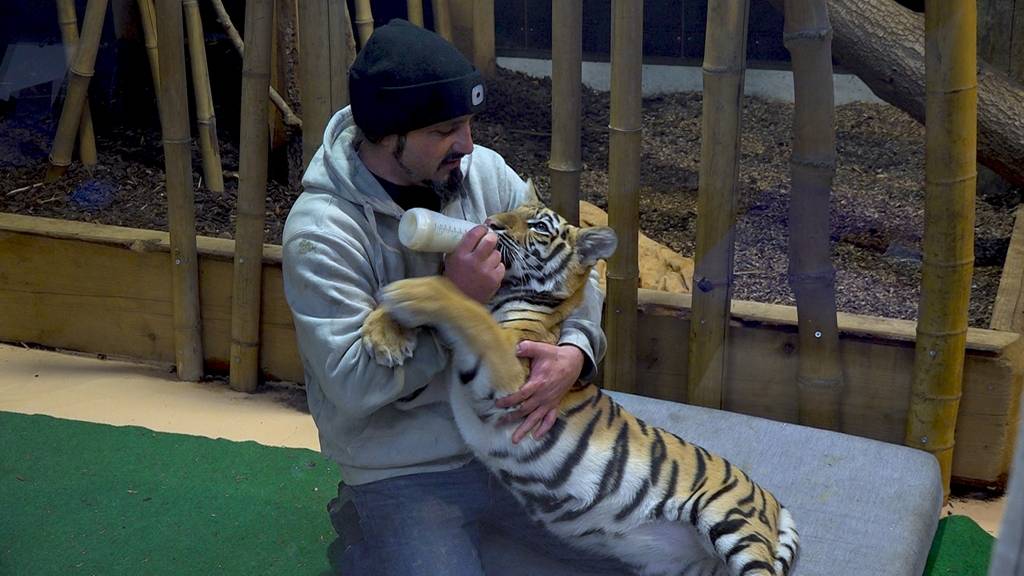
[0,343,1006,536]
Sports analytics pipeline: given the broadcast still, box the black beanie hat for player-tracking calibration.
[349,19,486,139]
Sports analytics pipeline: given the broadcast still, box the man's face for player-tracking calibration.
[391,115,474,188]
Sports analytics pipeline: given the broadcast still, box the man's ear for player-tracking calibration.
[577,226,618,266]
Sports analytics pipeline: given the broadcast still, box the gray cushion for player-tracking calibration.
[481,391,943,576]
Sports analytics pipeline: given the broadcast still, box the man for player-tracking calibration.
[282,19,623,575]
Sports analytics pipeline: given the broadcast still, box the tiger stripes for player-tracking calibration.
[374,186,799,575]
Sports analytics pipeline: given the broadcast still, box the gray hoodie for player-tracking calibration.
[282,107,607,485]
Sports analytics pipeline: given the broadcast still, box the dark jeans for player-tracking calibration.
[327,459,634,575]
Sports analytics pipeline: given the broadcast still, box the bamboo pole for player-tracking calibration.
[208,0,302,127]
[333,0,356,100]
[472,0,495,77]
[687,0,749,408]
[137,0,161,107]
[183,0,225,193]
[156,0,204,381]
[604,0,643,394]
[231,0,275,393]
[784,0,843,430]
[431,0,453,42]
[299,0,350,169]
[268,0,288,149]
[407,0,424,26]
[905,0,978,499]
[548,0,583,226]
[46,0,109,182]
[55,0,98,169]
[354,0,374,47]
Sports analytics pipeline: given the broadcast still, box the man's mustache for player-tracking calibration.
[440,153,465,167]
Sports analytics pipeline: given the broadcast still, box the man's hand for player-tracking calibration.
[443,225,505,303]
[496,342,585,443]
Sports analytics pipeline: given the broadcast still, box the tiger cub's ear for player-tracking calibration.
[523,178,541,205]
[577,226,618,266]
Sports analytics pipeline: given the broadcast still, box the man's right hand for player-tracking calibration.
[443,225,505,303]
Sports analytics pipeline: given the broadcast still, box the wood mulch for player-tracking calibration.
[1,68,1016,327]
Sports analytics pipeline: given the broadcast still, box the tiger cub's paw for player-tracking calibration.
[378,277,455,328]
[361,307,417,367]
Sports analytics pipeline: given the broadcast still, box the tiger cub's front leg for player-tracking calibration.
[378,276,525,392]
[361,307,418,367]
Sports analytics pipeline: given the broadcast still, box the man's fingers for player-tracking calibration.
[495,388,528,408]
[487,249,503,268]
[533,409,559,439]
[512,410,545,444]
[473,231,499,256]
[458,225,488,252]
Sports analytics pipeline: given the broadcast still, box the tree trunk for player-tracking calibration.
[766,0,1024,188]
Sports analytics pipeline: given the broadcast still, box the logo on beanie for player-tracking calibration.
[471,84,485,106]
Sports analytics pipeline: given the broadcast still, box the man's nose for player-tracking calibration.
[453,123,474,155]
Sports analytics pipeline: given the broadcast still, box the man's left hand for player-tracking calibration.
[495,342,584,444]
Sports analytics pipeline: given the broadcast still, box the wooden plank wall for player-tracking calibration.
[1,215,1020,484]
[0,214,302,382]
[634,290,1022,486]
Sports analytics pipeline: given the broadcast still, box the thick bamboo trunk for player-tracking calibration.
[137,0,161,106]
[55,0,98,169]
[231,0,275,393]
[764,0,1024,189]
[472,0,495,77]
[183,0,225,193]
[354,0,374,46]
[548,0,582,226]
[209,0,301,127]
[431,0,453,41]
[156,0,205,381]
[298,0,350,169]
[905,0,977,500]
[687,0,749,408]
[46,0,109,182]
[604,0,643,394]
[407,0,423,26]
[784,0,843,430]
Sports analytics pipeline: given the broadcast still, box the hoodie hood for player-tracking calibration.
[303,106,407,221]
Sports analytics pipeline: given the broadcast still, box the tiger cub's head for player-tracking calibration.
[486,181,617,301]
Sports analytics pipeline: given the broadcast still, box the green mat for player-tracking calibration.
[0,411,339,575]
[925,514,996,576]
[0,411,1000,575]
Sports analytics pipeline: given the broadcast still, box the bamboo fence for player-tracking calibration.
[604,0,643,394]
[183,0,224,193]
[354,0,374,46]
[905,0,978,499]
[407,0,424,26]
[46,0,109,181]
[687,0,750,408]
[548,0,583,227]
[432,0,453,41]
[298,0,351,169]
[55,0,97,169]
[209,0,301,127]
[156,0,204,381]
[472,0,495,77]
[784,0,843,430]
[137,0,161,107]
[231,0,275,392]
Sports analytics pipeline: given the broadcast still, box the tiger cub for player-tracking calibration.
[363,186,799,576]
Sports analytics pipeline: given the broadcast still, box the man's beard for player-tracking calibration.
[427,165,464,206]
